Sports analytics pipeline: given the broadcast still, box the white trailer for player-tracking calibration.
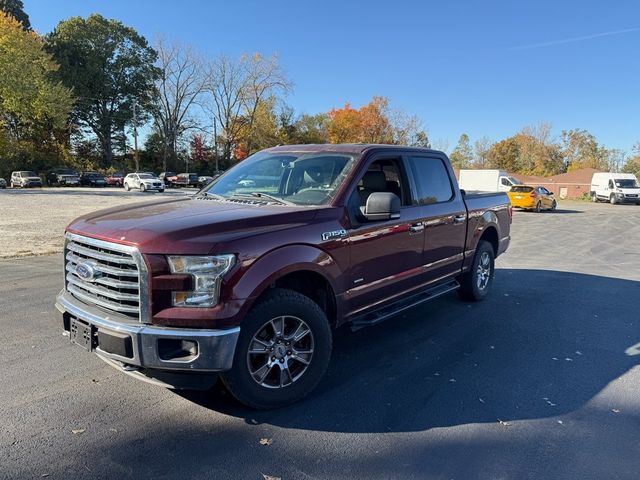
[458,169,521,193]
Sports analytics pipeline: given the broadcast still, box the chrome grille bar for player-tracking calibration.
[63,233,150,322]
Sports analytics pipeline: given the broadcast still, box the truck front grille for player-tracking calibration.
[64,234,148,322]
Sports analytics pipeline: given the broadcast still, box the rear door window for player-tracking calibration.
[409,156,454,204]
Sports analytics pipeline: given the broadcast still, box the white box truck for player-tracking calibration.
[458,169,521,193]
[590,172,640,204]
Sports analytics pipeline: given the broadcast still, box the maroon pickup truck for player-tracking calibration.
[56,144,511,408]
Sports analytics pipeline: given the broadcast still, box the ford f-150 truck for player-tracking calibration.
[56,144,511,409]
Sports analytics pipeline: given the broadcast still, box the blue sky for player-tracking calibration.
[25,0,640,152]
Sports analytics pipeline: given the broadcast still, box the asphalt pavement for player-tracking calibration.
[1,201,639,479]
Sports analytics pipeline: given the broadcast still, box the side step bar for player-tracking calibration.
[349,280,460,332]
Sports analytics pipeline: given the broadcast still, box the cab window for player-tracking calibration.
[409,156,454,205]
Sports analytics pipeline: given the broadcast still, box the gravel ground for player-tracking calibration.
[0,187,192,258]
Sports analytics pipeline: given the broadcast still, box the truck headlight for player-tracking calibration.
[167,255,235,307]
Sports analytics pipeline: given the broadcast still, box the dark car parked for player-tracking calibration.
[0,177,6,189]
[47,168,80,187]
[79,172,107,187]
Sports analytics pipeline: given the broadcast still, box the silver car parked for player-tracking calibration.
[123,173,165,192]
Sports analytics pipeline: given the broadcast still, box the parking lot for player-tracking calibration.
[0,187,192,258]
[1,195,639,479]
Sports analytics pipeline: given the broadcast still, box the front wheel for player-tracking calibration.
[458,240,495,301]
[534,201,541,213]
[221,289,332,409]
[140,183,146,192]
[610,194,617,205]
[550,200,557,211]
[124,182,130,191]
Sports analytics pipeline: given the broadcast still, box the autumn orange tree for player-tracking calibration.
[327,96,425,145]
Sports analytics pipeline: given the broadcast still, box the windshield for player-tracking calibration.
[507,176,522,185]
[511,186,533,193]
[204,151,357,206]
[615,179,639,188]
[138,174,155,179]
[22,171,38,177]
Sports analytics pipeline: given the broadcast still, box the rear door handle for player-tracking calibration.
[409,223,424,233]
[453,214,467,224]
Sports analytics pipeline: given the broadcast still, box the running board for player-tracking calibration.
[349,280,460,332]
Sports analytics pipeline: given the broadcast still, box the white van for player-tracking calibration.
[590,172,640,204]
[458,169,521,193]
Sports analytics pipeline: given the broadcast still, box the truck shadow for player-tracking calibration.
[179,269,639,433]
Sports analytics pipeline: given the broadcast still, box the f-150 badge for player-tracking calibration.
[322,229,347,241]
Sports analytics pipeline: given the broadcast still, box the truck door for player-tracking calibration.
[407,155,467,282]
[345,156,426,316]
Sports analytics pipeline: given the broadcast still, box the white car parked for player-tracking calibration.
[590,172,640,205]
[123,173,165,192]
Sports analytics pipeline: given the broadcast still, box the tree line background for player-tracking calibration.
[1,0,639,181]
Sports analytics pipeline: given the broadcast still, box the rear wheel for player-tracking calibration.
[140,183,146,192]
[551,200,557,211]
[221,289,332,409]
[458,240,495,301]
[534,201,541,213]
[591,193,598,203]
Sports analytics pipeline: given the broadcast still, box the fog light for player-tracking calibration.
[157,339,198,362]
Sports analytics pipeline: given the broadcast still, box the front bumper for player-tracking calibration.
[56,290,239,373]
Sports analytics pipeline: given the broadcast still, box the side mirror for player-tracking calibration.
[548,191,554,195]
[360,192,401,221]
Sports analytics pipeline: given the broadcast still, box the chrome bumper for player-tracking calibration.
[56,290,239,372]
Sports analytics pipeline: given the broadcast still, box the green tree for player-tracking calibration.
[46,14,159,165]
[0,0,30,30]
[560,128,608,171]
[621,142,640,177]
[487,137,520,171]
[0,12,72,177]
[449,133,473,169]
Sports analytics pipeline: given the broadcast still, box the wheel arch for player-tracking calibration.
[229,245,343,328]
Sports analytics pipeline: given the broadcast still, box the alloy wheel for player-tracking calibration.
[246,315,314,389]
[476,251,492,290]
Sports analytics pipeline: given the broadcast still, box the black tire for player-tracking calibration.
[140,183,146,192]
[610,194,617,205]
[458,240,495,301]
[591,193,598,203]
[159,188,165,193]
[221,289,332,409]
[124,182,130,191]
[550,200,557,211]
[534,201,541,213]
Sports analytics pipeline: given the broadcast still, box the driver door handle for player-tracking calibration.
[453,214,467,224]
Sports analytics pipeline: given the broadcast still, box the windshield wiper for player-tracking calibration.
[232,192,294,206]
[197,191,225,200]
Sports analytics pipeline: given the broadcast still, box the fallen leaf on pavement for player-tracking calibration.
[259,438,273,446]
[262,474,281,480]
[498,419,511,427]
[41,475,50,478]
[612,408,620,413]
[557,420,564,425]
[478,398,485,404]
[71,429,85,435]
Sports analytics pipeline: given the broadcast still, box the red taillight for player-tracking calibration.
[529,191,537,198]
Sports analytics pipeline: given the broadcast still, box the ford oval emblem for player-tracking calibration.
[75,262,98,282]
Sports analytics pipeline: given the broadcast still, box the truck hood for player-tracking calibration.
[67,197,318,255]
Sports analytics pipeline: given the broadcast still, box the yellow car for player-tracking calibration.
[508,185,557,212]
